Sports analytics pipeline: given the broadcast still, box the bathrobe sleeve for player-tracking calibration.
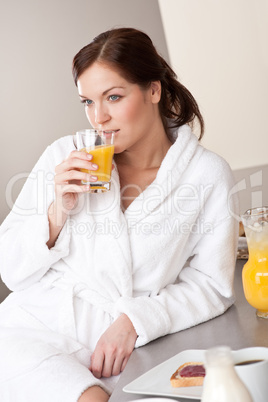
[0,140,71,291]
[115,157,239,348]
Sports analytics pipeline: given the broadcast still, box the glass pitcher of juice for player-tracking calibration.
[241,207,268,318]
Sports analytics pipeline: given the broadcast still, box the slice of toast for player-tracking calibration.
[170,361,205,387]
[239,221,245,237]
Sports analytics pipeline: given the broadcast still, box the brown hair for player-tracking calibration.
[72,27,204,139]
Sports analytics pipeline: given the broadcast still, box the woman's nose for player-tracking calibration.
[94,104,111,125]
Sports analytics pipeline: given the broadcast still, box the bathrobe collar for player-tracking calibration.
[120,124,199,223]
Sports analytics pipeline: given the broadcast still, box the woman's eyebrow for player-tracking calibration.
[78,86,125,99]
[102,86,125,95]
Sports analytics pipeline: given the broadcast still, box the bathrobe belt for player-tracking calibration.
[41,270,117,339]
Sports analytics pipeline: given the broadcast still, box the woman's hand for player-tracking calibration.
[53,150,98,213]
[89,314,138,378]
[47,150,98,248]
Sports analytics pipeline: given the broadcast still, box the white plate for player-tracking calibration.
[129,399,181,401]
[123,349,205,400]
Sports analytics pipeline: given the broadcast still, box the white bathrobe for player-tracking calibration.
[0,125,239,400]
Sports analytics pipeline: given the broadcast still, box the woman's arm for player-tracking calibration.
[46,149,97,249]
[115,213,238,347]
[0,137,97,290]
[0,144,67,291]
[88,212,238,377]
[46,201,68,249]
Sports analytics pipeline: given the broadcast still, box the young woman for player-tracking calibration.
[0,28,238,401]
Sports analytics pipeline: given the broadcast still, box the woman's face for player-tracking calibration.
[77,62,161,154]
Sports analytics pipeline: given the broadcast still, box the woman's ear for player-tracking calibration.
[151,81,161,103]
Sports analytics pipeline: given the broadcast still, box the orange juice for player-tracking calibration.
[81,144,114,182]
[242,224,268,317]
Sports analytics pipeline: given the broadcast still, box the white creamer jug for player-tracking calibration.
[201,346,253,402]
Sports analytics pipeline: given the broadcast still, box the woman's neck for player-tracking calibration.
[115,121,172,170]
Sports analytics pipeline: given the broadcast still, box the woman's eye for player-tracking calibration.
[81,99,93,106]
[108,95,121,101]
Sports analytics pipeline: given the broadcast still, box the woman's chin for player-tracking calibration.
[114,145,125,155]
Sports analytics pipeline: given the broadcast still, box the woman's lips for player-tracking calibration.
[103,129,119,134]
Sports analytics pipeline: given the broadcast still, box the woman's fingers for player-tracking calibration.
[90,349,119,379]
[120,356,129,373]
[55,169,98,186]
[109,354,127,377]
[55,149,95,172]
[55,158,97,176]
[89,314,137,379]
[50,150,98,215]
[56,183,92,196]
[90,347,130,378]
[89,351,105,379]
[68,149,93,162]
[54,150,99,188]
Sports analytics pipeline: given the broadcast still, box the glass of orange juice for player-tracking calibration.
[241,207,268,318]
[74,129,115,192]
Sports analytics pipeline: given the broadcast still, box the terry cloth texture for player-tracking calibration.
[0,124,239,400]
